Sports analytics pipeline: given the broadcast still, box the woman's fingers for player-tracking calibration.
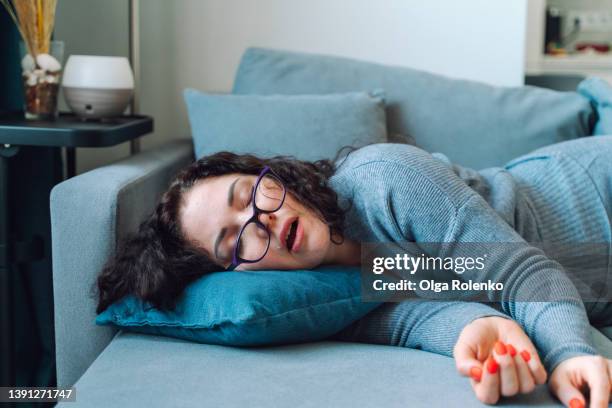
[474,356,501,404]
[549,371,586,408]
[481,356,500,404]
[493,341,519,396]
[549,356,611,408]
[522,348,547,385]
[584,358,610,408]
[509,331,548,385]
[456,338,542,402]
[454,337,485,380]
[454,317,548,403]
[510,344,536,394]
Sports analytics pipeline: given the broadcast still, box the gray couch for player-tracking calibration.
[49,137,612,407]
[50,49,612,406]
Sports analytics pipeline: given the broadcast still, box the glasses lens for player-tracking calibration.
[255,173,285,212]
[236,222,270,262]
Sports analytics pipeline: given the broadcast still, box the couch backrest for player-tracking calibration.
[233,47,596,169]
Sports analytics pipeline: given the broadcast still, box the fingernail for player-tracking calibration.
[469,366,482,382]
[520,350,531,362]
[507,344,517,357]
[486,356,499,374]
[494,341,507,355]
[569,398,584,408]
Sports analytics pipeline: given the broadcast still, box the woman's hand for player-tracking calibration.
[454,316,547,404]
[548,355,611,408]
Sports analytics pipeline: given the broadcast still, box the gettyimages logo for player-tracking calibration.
[371,252,487,275]
[360,242,612,303]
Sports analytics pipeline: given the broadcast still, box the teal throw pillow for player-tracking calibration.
[96,266,381,346]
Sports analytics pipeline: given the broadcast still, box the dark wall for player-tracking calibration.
[1,9,59,407]
[0,8,23,113]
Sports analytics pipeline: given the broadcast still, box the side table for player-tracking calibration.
[0,113,153,391]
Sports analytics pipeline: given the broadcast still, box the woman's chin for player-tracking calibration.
[294,254,325,270]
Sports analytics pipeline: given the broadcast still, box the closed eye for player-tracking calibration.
[244,186,254,208]
[219,231,239,264]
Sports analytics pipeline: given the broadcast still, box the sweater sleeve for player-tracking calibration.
[331,300,509,357]
[447,195,597,371]
[340,151,598,372]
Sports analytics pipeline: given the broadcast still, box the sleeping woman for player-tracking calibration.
[96,136,612,407]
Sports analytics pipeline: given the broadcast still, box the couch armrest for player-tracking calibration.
[50,139,194,387]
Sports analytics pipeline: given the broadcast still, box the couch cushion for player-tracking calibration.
[233,47,596,170]
[57,331,561,408]
[184,88,387,161]
[96,266,380,346]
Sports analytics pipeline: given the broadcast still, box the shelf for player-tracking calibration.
[540,54,612,70]
[0,113,153,148]
[526,53,612,83]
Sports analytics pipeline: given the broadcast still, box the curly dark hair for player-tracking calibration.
[95,151,348,314]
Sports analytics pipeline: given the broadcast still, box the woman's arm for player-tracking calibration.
[331,300,547,404]
[331,300,507,355]
[334,146,598,373]
[445,194,597,371]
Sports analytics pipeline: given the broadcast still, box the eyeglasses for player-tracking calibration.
[227,166,286,270]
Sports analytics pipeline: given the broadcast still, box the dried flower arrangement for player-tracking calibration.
[1,0,61,119]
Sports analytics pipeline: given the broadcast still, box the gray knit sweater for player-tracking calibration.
[329,138,612,372]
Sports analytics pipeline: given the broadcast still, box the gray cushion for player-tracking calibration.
[59,331,561,408]
[184,88,387,161]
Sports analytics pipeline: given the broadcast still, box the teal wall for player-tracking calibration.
[0,7,24,113]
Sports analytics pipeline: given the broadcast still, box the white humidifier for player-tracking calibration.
[62,55,134,119]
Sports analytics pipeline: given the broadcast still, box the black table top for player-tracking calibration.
[0,112,153,148]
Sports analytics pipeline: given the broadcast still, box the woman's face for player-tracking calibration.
[179,173,334,270]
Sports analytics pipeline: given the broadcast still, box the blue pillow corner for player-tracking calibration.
[577,77,612,135]
[577,77,612,104]
[95,310,111,326]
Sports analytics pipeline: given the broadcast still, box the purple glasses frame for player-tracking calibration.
[227,166,286,270]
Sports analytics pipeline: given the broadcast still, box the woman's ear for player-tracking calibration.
[330,225,345,245]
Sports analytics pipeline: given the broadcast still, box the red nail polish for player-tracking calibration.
[494,341,507,355]
[486,357,499,374]
[507,344,517,357]
[469,366,482,382]
[520,350,531,362]
[569,398,584,408]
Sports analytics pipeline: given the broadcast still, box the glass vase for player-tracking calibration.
[20,40,65,120]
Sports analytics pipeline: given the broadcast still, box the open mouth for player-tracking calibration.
[285,219,299,251]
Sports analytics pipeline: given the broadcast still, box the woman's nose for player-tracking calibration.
[238,209,276,229]
[259,212,276,230]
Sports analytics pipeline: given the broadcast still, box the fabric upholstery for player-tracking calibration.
[233,47,596,170]
[57,331,564,408]
[184,88,387,161]
[50,139,194,387]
